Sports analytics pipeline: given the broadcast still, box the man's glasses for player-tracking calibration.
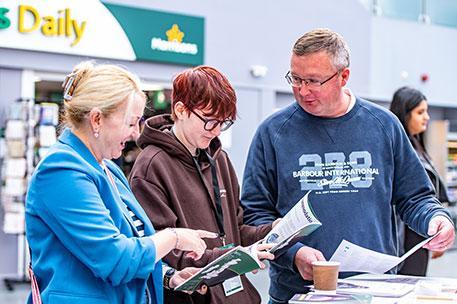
[189,109,234,132]
[285,71,339,88]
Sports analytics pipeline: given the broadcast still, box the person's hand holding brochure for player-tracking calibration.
[174,242,273,292]
[175,191,322,292]
[262,191,322,253]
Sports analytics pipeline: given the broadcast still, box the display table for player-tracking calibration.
[346,274,457,303]
[291,274,457,303]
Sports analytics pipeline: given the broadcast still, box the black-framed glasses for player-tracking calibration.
[189,109,234,132]
[285,71,339,88]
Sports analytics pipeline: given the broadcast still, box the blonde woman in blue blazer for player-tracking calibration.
[25,61,216,304]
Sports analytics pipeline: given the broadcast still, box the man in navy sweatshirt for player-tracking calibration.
[241,28,455,303]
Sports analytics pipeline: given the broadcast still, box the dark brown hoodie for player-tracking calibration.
[129,114,272,304]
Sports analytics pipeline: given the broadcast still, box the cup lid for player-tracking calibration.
[312,261,340,266]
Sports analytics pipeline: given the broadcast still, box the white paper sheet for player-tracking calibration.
[330,234,438,273]
[263,191,321,252]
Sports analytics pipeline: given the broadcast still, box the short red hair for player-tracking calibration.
[171,66,237,120]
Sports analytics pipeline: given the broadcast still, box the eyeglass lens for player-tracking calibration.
[190,109,233,131]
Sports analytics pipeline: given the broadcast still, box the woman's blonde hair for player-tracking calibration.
[62,61,145,128]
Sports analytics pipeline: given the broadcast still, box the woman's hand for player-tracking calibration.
[169,267,208,295]
[153,228,218,261]
[173,228,218,260]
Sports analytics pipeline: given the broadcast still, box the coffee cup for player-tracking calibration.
[312,261,340,294]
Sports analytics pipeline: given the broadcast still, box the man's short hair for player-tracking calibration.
[293,28,350,70]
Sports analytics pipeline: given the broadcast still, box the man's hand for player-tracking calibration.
[294,246,325,280]
[423,215,455,251]
[250,242,274,274]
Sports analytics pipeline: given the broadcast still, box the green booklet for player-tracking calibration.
[175,191,322,292]
[174,245,261,292]
[289,292,372,303]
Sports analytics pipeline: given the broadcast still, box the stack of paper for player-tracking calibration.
[290,292,372,303]
[336,279,415,298]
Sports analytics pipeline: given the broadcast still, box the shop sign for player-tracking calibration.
[15,5,86,47]
[103,3,204,65]
[0,0,204,65]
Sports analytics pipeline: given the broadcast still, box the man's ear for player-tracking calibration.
[88,108,103,133]
[340,68,350,87]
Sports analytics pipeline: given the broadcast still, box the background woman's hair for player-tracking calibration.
[390,86,427,137]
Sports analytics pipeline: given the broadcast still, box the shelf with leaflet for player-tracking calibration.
[1,98,59,291]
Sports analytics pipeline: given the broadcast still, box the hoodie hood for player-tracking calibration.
[136,114,222,167]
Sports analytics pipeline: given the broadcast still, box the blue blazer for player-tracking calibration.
[26,129,163,304]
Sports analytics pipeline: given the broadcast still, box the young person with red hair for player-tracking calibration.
[130,66,275,304]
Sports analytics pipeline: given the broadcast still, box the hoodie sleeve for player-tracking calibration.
[238,203,273,246]
[222,152,273,246]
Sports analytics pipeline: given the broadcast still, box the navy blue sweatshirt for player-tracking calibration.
[241,98,450,301]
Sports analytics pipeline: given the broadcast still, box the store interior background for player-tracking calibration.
[1,0,457,302]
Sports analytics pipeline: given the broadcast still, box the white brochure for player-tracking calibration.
[330,234,438,273]
[262,191,321,252]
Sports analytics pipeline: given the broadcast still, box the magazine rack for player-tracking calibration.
[2,98,34,291]
[2,98,59,291]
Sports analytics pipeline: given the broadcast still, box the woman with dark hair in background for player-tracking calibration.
[390,86,448,276]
